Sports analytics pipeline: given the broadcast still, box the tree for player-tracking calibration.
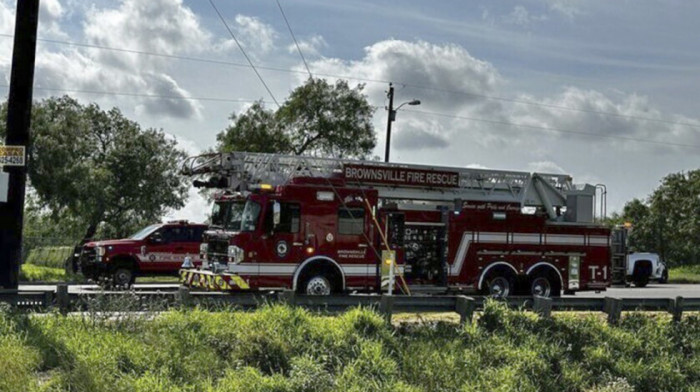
[1,96,189,242]
[618,170,700,266]
[217,78,376,158]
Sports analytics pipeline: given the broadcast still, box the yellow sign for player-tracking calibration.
[0,146,25,166]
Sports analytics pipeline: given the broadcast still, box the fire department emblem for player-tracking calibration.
[149,254,156,262]
[276,240,289,258]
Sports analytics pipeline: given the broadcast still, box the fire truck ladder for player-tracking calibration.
[182,151,578,219]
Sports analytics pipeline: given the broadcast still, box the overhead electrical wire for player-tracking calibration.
[274,0,312,78]
[5,32,699,130]
[0,84,271,104]
[207,0,280,107]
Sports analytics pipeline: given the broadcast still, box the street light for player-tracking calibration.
[384,83,421,162]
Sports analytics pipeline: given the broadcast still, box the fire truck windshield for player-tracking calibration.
[240,200,262,232]
[211,200,245,231]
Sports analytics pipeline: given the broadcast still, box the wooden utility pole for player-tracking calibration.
[0,0,40,289]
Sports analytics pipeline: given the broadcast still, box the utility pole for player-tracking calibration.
[0,0,40,290]
[384,83,395,163]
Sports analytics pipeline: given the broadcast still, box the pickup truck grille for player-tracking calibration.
[79,247,97,263]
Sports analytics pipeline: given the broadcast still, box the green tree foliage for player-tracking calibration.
[217,78,376,158]
[614,170,700,266]
[1,96,189,242]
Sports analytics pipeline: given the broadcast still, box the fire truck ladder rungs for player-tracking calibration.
[182,151,575,211]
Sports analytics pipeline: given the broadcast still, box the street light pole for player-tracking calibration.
[384,83,421,163]
[384,83,395,163]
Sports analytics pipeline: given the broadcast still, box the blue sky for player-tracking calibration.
[1,0,698,222]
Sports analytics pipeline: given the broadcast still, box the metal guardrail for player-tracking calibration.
[1,286,699,325]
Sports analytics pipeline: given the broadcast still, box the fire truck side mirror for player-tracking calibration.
[272,201,281,228]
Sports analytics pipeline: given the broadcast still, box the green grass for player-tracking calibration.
[19,264,68,282]
[25,246,73,268]
[0,301,700,391]
[669,265,700,284]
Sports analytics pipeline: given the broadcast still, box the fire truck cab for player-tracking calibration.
[182,152,611,297]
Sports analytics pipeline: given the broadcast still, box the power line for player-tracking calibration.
[275,0,312,78]
[207,0,280,107]
[5,32,699,130]
[404,108,700,150]
[0,84,271,104]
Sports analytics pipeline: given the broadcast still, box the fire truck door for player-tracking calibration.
[335,207,374,287]
[261,202,303,283]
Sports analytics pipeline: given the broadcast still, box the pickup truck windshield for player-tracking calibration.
[240,200,261,232]
[211,200,245,231]
[130,224,161,240]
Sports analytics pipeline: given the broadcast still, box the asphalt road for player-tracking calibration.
[17,283,700,298]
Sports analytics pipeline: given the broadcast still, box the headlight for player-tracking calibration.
[228,245,244,264]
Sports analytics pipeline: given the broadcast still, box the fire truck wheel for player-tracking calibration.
[530,276,553,297]
[486,275,513,298]
[112,267,135,288]
[303,275,333,296]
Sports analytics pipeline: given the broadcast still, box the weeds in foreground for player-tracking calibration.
[0,300,699,392]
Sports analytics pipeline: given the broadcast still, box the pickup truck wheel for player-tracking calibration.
[112,267,135,288]
[633,273,649,288]
[658,269,668,284]
[303,275,333,296]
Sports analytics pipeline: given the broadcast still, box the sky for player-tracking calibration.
[1,0,699,223]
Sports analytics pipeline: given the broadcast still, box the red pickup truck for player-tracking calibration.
[78,220,206,286]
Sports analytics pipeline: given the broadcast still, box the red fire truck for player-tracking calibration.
[180,152,611,297]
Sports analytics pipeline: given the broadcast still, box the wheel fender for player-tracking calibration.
[109,255,140,272]
[525,262,564,289]
[293,256,346,291]
[477,262,518,290]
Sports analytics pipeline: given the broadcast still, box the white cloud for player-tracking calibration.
[234,14,278,57]
[527,161,566,174]
[546,0,583,19]
[288,34,327,58]
[503,6,547,27]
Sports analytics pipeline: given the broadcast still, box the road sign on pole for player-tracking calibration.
[0,145,25,166]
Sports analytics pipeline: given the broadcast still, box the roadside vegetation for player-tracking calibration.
[670,265,700,284]
[0,301,699,392]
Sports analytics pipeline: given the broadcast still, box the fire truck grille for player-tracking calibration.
[208,239,229,262]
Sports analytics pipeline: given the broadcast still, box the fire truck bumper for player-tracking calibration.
[179,269,250,291]
[585,281,608,291]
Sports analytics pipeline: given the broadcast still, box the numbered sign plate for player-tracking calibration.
[0,145,25,166]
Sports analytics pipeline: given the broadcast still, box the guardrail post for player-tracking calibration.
[455,296,476,325]
[177,286,192,307]
[56,284,69,315]
[278,290,296,306]
[533,296,552,318]
[672,296,684,323]
[604,297,622,325]
[379,295,394,324]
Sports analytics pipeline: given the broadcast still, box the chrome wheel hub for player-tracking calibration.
[306,276,331,296]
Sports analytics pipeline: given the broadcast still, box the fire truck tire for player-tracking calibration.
[483,269,516,298]
[529,273,561,298]
[302,275,333,296]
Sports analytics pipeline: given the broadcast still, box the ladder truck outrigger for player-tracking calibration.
[180,151,611,297]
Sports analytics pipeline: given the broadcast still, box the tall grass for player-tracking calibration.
[669,264,700,283]
[0,301,699,391]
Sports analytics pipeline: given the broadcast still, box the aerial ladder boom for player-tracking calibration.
[182,151,596,222]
